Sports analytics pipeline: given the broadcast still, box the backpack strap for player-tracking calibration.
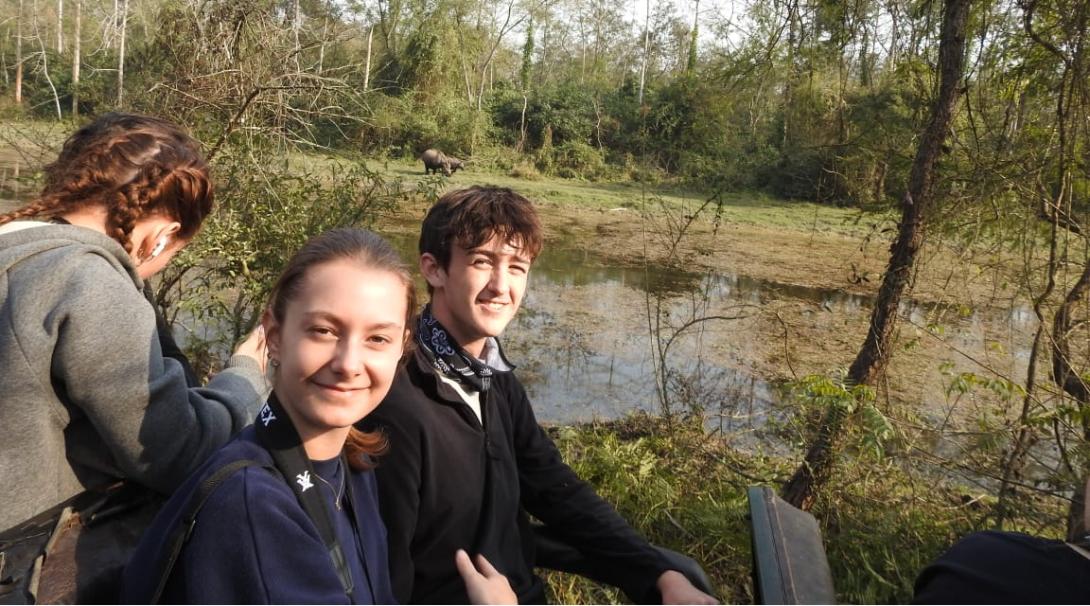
[148,458,270,604]
[253,395,356,601]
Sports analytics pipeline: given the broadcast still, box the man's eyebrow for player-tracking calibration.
[467,248,532,264]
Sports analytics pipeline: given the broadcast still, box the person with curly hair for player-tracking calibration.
[0,113,267,533]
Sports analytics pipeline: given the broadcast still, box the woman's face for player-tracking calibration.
[265,259,408,437]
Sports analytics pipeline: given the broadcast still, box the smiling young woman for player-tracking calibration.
[122,228,517,605]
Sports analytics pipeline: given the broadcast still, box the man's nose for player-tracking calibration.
[487,266,508,293]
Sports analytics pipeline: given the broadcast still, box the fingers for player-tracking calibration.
[454,549,477,579]
[473,553,500,577]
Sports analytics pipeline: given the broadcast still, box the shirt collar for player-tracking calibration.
[479,337,515,372]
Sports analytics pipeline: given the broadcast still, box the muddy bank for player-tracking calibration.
[382,193,1032,428]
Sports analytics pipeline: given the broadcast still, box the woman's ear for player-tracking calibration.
[139,220,182,259]
[261,307,281,360]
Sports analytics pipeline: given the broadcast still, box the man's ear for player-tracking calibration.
[420,253,447,290]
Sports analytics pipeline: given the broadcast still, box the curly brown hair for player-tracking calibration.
[0,112,213,252]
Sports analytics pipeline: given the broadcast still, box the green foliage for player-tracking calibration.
[492,85,596,150]
[788,374,891,459]
[156,150,414,375]
[543,414,759,604]
[359,93,481,157]
[537,411,1063,604]
[549,140,608,180]
[520,19,534,93]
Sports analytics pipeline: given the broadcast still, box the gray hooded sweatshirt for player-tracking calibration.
[0,224,265,532]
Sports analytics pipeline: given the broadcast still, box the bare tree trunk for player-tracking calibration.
[782,0,798,148]
[1054,257,1090,538]
[33,0,62,119]
[71,0,80,116]
[541,7,549,83]
[781,0,973,511]
[637,0,650,105]
[56,0,63,53]
[292,0,302,72]
[318,18,327,74]
[474,0,521,111]
[517,93,528,152]
[578,16,586,84]
[2,28,9,87]
[15,0,23,104]
[363,24,373,92]
[116,0,127,107]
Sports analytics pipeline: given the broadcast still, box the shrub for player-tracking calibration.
[548,141,607,180]
[153,149,415,377]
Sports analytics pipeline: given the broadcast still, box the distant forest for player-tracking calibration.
[3,0,1085,210]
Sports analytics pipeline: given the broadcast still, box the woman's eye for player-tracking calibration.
[309,326,336,337]
[369,335,392,345]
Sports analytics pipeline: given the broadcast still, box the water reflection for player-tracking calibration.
[376,233,1036,428]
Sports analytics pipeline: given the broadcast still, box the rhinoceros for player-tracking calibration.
[420,148,465,176]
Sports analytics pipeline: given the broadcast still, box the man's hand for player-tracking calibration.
[656,570,717,605]
[455,549,518,605]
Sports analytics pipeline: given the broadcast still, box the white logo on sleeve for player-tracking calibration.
[259,404,276,427]
[296,471,313,492]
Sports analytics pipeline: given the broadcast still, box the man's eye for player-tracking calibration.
[511,264,529,274]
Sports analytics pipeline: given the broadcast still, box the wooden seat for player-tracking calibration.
[747,486,836,604]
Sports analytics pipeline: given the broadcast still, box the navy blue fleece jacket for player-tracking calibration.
[121,426,395,604]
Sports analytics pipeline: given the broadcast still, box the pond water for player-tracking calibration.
[383,232,1034,432]
[0,150,1034,435]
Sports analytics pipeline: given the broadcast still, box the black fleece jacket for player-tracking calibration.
[360,347,672,604]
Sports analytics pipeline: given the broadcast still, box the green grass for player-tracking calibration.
[287,151,890,241]
[0,118,889,241]
[537,413,1066,604]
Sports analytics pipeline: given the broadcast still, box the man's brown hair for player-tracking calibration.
[419,186,544,271]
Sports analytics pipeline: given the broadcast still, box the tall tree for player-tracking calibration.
[116,0,127,106]
[638,0,650,104]
[15,0,23,104]
[686,0,697,73]
[70,0,79,116]
[781,0,974,510]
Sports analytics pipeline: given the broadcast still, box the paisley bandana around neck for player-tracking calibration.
[416,305,494,393]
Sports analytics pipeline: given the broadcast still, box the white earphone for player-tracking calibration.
[149,237,169,259]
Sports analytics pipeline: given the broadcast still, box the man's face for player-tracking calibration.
[422,233,532,357]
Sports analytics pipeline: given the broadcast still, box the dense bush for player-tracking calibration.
[153,149,418,377]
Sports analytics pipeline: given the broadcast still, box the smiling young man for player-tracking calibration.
[361,187,717,605]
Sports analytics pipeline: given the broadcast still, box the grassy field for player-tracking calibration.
[290,152,890,241]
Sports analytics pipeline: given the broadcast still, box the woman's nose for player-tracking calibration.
[331,341,364,376]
